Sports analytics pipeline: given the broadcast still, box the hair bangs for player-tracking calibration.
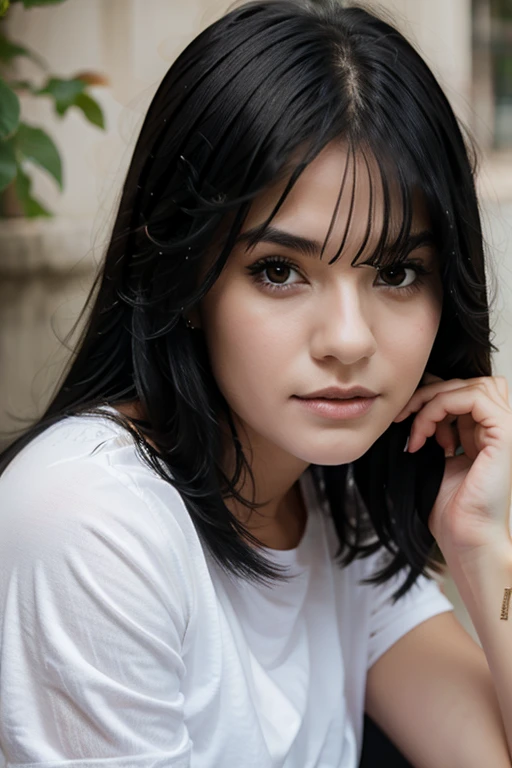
[349,140,427,271]
[267,137,436,271]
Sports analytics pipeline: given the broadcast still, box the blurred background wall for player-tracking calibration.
[1,0,511,641]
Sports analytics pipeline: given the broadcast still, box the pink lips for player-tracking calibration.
[294,395,378,420]
[298,385,378,400]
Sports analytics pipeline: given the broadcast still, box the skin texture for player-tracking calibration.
[189,140,444,547]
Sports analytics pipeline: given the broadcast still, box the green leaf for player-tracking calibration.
[11,0,67,7]
[10,80,36,93]
[0,139,16,190]
[0,33,47,68]
[73,92,105,129]
[12,122,62,189]
[0,76,20,138]
[0,0,10,17]
[37,76,86,116]
[0,34,29,63]
[15,163,52,217]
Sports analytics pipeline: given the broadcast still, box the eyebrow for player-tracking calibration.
[237,225,436,260]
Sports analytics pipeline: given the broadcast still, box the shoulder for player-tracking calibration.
[353,546,454,669]
[0,412,206,617]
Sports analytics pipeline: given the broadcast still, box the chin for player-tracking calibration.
[292,443,372,467]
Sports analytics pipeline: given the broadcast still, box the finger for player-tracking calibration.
[434,417,460,457]
[494,375,509,406]
[456,411,480,459]
[394,376,509,423]
[421,372,444,386]
[395,376,508,424]
[407,385,511,453]
[394,378,467,422]
[421,374,457,427]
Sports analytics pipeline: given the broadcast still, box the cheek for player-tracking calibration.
[384,302,441,396]
[201,286,289,408]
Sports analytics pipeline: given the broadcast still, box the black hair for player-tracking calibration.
[0,0,497,601]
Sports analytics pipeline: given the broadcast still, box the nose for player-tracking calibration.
[310,278,377,365]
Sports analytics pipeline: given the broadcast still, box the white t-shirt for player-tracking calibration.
[0,408,454,768]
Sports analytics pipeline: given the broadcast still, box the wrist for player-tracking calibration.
[442,528,512,580]
[445,541,512,636]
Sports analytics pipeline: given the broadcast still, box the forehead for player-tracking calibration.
[240,140,429,257]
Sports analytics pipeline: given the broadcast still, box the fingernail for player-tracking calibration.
[445,448,454,458]
[403,436,410,452]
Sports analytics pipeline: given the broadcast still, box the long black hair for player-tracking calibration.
[0,0,497,600]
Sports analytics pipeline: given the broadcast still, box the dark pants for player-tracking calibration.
[359,714,413,767]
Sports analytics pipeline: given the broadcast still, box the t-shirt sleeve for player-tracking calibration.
[365,552,455,671]
[0,459,194,768]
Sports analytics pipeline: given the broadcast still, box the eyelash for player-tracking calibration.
[246,255,433,297]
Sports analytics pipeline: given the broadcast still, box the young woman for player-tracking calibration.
[0,1,511,766]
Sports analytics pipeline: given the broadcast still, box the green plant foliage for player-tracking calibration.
[11,122,62,189]
[9,79,36,92]
[37,76,86,115]
[0,35,28,63]
[0,76,20,138]
[36,77,105,127]
[15,162,51,216]
[0,0,107,216]
[11,0,67,7]
[0,139,16,190]
[0,33,47,68]
[74,92,105,128]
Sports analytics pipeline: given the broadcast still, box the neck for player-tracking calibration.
[219,414,310,549]
[112,400,310,549]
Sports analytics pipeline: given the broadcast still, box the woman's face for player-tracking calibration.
[197,141,443,467]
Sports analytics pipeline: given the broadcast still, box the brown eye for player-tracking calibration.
[246,256,304,292]
[375,260,433,296]
[265,264,291,284]
[379,266,409,287]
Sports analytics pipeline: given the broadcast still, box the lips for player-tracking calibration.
[294,393,377,420]
[314,395,367,400]
[297,386,378,400]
